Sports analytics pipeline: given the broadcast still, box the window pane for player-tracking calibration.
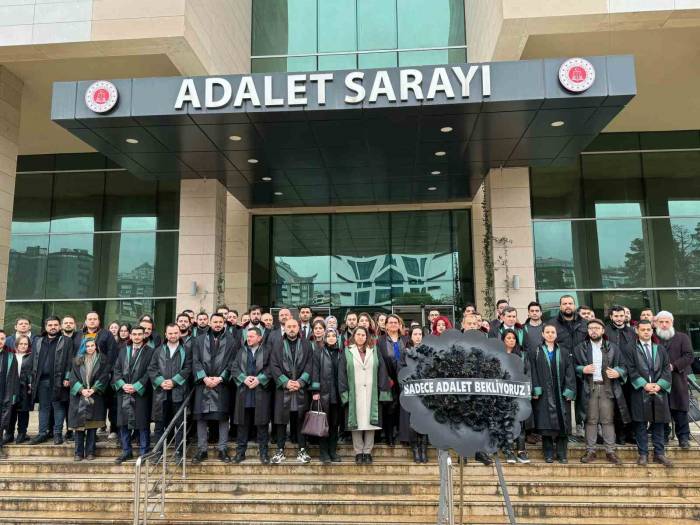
[12,173,52,234]
[7,235,49,300]
[252,0,317,55]
[51,171,104,233]
[318,54,357,71]
[397,0,465,48]
[357,0,396,50]
[318,0,356,52]
[589,290,652,321]
[594,218,649,288]
[44,301,97,328]
[643,151,700,216]
[530,164,582,219]
[648,217,700,288]
[3,302,44,333]
[103,171,157,231]
[45,233,98,299]
[537,291,590,322]
[331,213,390,284]
[533,221,578,289]
[358,52,397,69]
[273,282,330,307]
[658,290,700,350]
[451,210,472,285]
[272,215,330,284]
[582,153,643,217]
[392,280,455,305]
[399,50,452,67]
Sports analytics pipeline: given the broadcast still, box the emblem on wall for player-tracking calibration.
[558,57,595,93]
[85,80,119,113]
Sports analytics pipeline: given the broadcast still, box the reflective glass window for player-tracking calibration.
[50,171,105,233]
[3,302,44,333]
[272,214,331,284]
[533,221,579,290]
[658,290,700,348]
[530,164,582,219]
[642,151,700,216]
[357,0,396,50]
[318,0,356,53]
[12,173,52,234]
[252,0,317,56]
[7,235,49,300]
[103,171,157,231]
[397,0,465,49]
[45,233,98,299]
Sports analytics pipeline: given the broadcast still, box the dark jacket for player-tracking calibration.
[231,343,272,426]
[310,343,341,413]
[377,334,406,409]
[658,331,694,412]
[548,313,588,357]
[523,321,544,355]
[112,344,155,430]
[29,335,73,405]
[191,330,237,420]
[270,335,312,425]
[67,354,111,429]
[530,344,577,435]
[148,342,192,422]
[75,328,119,365]
[15,353,33,412]
[573,339,630,424]
[628,340,672,423]
[489,322,526,347]
[0,350,18,432]
[605,324,637,362]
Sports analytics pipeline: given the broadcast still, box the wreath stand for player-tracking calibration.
[437,451,517,525]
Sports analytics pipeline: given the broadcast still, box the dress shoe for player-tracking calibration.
[679,441,690,449]
[558,457,568,464]
[580,451,597,463]
[355,454,363,465]
[191,450,207,464]
[653,454,673,467]
[74,455,83,462]
[259,452,270,465]
[15,433,28,444]
[330,453,341,463]
[365,453,373,464]
[233,452,245,464]
[114,452,133,464]
[29,433,48,445]
[86,454,95,461]
[545,456,554,463]
[53,435,64,445]
[637,454,648,466]
[605,452,621,465]
[475,452,493,466]
[217,450,231,463]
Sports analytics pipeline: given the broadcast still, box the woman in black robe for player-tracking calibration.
[500,328,532,464]
[530,324,576,463]
[377,314,405,447]
[0,331,19,459]
[310,328,342,464]
[399,326,430,463]
[68,339,111,460]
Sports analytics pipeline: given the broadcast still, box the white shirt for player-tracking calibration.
[15,353,26,377]
[166,342,179,359]
[591,340,603,382]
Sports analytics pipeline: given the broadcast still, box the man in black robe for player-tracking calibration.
[148,323,191,461]
[29,317,73,445]
[655,311,694,449]
[192,312,210,338]
[112,326,155,463]
[523,301,544,355]
[232,326,272,464]
[191,313,238,464]
[176,312,193,346]
[270,318,312,464]
[629,320,673,467]
[0,331,19,458]
[574,319,629,464]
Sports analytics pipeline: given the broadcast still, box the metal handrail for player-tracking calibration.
[133,389,194,525]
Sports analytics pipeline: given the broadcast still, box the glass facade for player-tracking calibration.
[251,0,466,72]
[531,131,700,345]
[251,209,473,314]
[5,154,179,332]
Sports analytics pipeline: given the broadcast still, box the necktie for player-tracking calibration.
[644,343,653,370]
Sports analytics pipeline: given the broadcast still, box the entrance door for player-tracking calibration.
[391,305,423,327]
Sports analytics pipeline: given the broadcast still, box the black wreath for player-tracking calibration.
[399,329,532,457]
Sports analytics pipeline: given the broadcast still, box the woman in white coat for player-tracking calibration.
[338,326,392,464]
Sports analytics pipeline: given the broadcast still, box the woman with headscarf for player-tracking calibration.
[338,326,392,464]
[431,315,453,336]
[400,326,430,463]
[324,316,338,332]
[377,314,405,447]
[500,328,532,464]
[68,339,111,461]
[311,328,343,464]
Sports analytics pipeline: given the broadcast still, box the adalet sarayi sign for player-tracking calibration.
[174,65,491,110]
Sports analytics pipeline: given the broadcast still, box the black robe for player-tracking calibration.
[112,344,155,430]
[628,341,672,423]
[15,353,33,412]
[67,354,111,429]
[192,330,237,421]
[270,336,312,425]
[0,350,18,433]
[573,339,630,425]
[310,343,341,414]
[148,343,192,422]
[659,332,694,412]
[231,343,273,426]
[29,335,73,405]
[530,344,576,435]
[377,334,405,414]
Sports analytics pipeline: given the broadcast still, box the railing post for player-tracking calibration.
[143,459,149,525]
[160,435,167,517]
[182,406,187,479]
[133,457,142,525]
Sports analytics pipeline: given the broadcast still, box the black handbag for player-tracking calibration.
[301,399,329,437]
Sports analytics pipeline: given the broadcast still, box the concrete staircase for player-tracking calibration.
[0,439,698,524]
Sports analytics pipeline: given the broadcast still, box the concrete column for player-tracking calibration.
[472,167,536,319]
[176,178,227,314]
[224,194,250,313]
[0,67,22,325]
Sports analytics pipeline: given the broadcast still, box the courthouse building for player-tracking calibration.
[0,0,698,345]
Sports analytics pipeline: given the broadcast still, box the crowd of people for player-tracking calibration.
[0,297,694,469]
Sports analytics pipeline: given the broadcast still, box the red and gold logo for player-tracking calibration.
[85,81,118,113]
[558,58,595,93]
